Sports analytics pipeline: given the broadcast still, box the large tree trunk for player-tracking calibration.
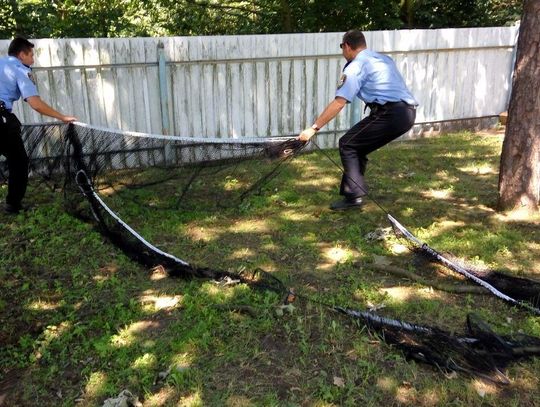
[498,0,540,214]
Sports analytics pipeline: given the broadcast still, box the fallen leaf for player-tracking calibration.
[333,376,345,388]
[373,255,392,267]
[157,366,171,381]
[366,301,386,311]
[345,349,358,361]
[276,304,295,314]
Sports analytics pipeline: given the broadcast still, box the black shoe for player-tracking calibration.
[329,197,364,211]
[4,203,24,214]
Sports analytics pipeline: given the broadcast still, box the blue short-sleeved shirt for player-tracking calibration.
[335,49,418,106]
[0,56,39,111]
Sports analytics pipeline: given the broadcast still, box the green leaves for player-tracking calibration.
[0,0,523,39]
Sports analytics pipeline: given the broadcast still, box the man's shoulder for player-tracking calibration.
[346,50,380,70]
[359,49,390,61]
[1,56,28,72]
[2,56,17,64]
[343,59,363,75]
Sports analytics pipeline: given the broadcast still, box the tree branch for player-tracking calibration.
[184,0,272,17]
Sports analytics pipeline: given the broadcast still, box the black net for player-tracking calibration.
[3,122,540,383]
[388,214,540,315]
[25,123,304,213]
[337,308,540,384]
[3,122,304,288]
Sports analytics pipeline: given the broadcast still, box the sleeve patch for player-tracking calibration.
[337,74,347,89]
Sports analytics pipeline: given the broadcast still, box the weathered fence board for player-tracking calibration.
[0,27,518,142]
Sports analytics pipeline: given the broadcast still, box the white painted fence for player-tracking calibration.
[0,27,519,144]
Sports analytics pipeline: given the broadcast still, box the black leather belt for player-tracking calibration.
[367,101,413,108]
[365,100,415,114]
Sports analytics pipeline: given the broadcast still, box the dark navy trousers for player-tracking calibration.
[339,101,416,198]
[0,111,28,207]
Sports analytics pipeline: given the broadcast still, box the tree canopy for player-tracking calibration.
[0,0,522,39]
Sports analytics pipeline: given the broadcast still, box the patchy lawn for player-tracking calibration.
[1,129,540,406]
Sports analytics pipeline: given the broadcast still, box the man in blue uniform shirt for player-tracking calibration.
[298,30,417,210]
[0,36,77,214]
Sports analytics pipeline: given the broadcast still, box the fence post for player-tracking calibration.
[157,42,170,135]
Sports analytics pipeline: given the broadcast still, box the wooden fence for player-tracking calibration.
[1,27,519,145]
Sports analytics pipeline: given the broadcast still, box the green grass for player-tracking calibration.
[1,129,540,406]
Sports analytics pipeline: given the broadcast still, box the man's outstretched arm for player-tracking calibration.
[26,96,77,123]
[298,97,348,141]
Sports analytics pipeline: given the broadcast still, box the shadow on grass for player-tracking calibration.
[1,131,540,405]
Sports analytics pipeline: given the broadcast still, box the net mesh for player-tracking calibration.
[2,122,540,383]
[388,214,540,315]
[5,122,304,287]
[336,308,540,384]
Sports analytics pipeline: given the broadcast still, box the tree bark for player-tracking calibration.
[400,0,415,29]
[8,0,20,34]
[279,0,293,33]
[498,0,540,214]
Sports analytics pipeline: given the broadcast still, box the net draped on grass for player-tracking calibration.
[2,121,540,385]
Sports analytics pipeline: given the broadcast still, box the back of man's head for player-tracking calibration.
[8,36,34,57]
[342,30,367,50]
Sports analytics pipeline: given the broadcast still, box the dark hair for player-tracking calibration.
[342,30,366,50]
[8,36,34,57]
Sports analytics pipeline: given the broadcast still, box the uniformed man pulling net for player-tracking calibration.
[0,36,77,214]
[298,29,418,210]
